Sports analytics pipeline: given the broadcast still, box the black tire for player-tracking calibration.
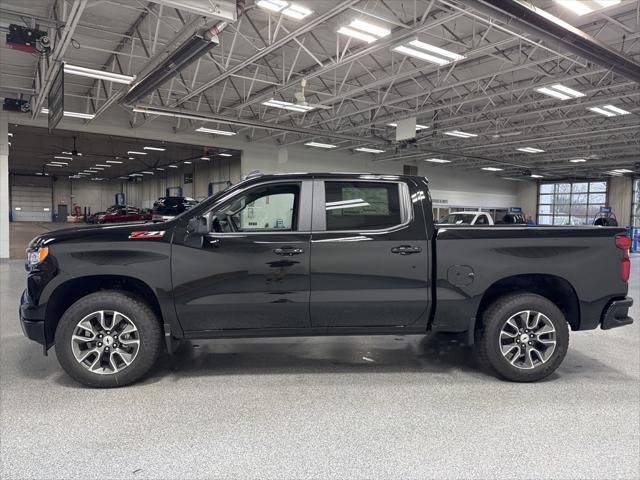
[55,291,162,388]
[476,293,569,382]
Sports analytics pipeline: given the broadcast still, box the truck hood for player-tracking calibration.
[28,223,164,250]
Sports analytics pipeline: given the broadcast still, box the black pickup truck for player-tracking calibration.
[20,173,634,387]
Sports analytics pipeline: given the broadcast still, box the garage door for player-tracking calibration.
[11,185,52,222]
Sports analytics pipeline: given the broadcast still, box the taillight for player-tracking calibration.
[615,234,631,282]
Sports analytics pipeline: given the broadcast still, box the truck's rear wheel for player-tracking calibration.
[476,293,569,382]
[55,291,161,387]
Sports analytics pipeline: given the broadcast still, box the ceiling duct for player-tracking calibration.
[121,0,246,106]
[465,0,640,84]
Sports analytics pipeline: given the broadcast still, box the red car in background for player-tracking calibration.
[96,205,152,224]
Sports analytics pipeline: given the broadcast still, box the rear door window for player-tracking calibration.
[324,181,402,231]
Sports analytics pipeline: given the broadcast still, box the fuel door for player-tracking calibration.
[447,265,475,287]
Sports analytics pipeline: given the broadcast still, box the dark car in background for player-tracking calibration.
[86,211,106,224]
[96,205,152,224]
[152,196,198,222]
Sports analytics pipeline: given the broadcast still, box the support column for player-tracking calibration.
[0,110,9,259]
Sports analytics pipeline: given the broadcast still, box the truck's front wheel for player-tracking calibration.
[476,293,569,382]
[55,291,162,387]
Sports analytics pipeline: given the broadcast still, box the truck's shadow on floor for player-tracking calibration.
[144,334,481,381]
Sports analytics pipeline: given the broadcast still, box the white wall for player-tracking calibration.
[516,180,538,219]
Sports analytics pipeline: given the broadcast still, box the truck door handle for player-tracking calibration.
[391,245,422,255]
[273,246,304,256]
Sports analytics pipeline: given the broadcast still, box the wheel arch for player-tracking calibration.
[476,274,580,332]
[44,275,164,345]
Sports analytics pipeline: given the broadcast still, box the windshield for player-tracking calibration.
[438,213,477,224]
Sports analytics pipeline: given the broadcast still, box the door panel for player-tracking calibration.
[310,179,430,328]
[171,180,312,332]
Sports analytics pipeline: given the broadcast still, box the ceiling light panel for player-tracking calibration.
[305,142,337,148]
[127,151,147,155]
[143,146,166,151]
[569,159,587,163]
[262,99,314,112]
[64,64,135,84]
[106,160,123,164]
[482,167,503,171]
[588,105,630,116]
[393,39,464,65]
[282,3,313,19]
[553,0,621,16]
[425,158,451,163]
[535,84,584,100]
[516,147,545,153]
[444,130,477,138]
[338,19,390,43]
[355,147,385,153]
[195,127,236,136]
[218,153,232,157]
[41,108,95,119]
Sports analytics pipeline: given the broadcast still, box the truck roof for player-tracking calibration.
[241,172,427,182]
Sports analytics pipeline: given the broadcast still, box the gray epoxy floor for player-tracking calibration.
[1,257,639,479]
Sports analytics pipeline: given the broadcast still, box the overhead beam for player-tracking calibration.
[31,0,88,118]
[145,0,237,21]
[172,0,362,107]
[464,0,640,83]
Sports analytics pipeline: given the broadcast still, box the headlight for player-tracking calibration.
[28,247,49,266]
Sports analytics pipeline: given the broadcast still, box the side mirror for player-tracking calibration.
[187,216,208,235]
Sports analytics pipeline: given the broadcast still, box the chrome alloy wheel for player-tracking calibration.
[499,310,557,370]
[70,310,140,375]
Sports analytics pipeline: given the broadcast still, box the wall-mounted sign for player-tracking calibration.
[509,207,523,213]
[600,206,612,213]
[184,173,193,184]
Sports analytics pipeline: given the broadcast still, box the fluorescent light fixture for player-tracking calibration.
[46,163,63,167]
[127,150,147,155]
[338,26,377,43]
[106,160,123,164]
[195,126,236,136]
[129,173,143,177]
[143,146,166,151]
[40,108,95,119]
[531,174,544,178]
[118,177,129,179]
[569,158,587,163]
[201,157,211,160]
[388,122,429,130]
[262,98,314,112]
[550,84,585,97]
[128,157,135,160]
[282,3,313,20]
[50,161,68,165]
[535,87,571,100]
[338,20,390,44]
[610,168,633,174]
[156,167,165,171]
[393,39,464,65]
[91,167,104,170]
[168,165,178,168]
[554,0,621,16]
[602,104,630,115]
[536,84,584,100]
[393,45,449,65]
[183,161,192,164]
[61,151,81,155]
[218,153,232,157]
[408,39,464,61]
[425,158,451,163]
[482,167,503,171]
[142,171,154,174]
[350,19,391,38]
[95,164,111,167]
[304,141,337,148]
[54,156,73,160]
[444,130,477,138]
[64,63,134,84]
[8,133,13,137]
[516,147,545,153]
[355,147,385,154]
[256,0,288,12]
[589,105,630,117]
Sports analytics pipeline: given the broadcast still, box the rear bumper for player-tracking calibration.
[601,297,634,330]
[19,289,47,345]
